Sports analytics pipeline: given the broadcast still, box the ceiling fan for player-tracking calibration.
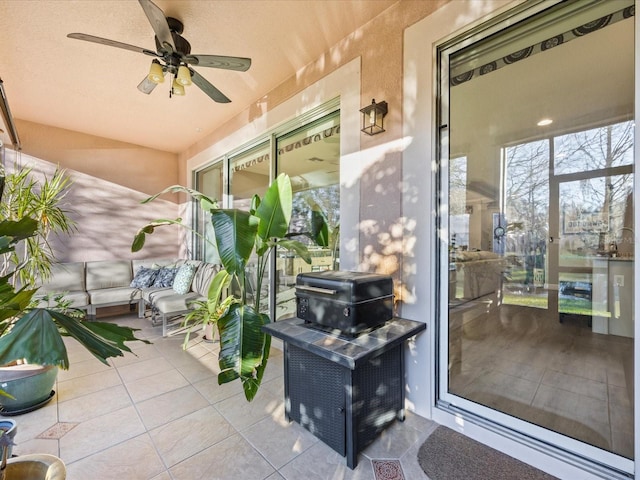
[67,0,251,103]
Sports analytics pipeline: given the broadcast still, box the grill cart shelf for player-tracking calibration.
[262,316,426,469]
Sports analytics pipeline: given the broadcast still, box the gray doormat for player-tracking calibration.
[418,426,558,480]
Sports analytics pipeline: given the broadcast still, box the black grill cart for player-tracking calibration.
[262,316,426,469]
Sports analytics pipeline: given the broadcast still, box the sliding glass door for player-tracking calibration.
[193,105,340,321]
[275,112,340,320]
[439,0,634,472]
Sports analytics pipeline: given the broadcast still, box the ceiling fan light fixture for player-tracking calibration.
[147,60,164,84]
[66,0,251,103]
[176,65,192,86]
[172,79,186,96]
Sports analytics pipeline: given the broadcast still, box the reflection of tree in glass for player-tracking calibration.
[556,122,633,242]
[505,120,634,258]
[554,121,633,174]
[289,185,340,245]
[449,157,467,216]
[505,139,549,248]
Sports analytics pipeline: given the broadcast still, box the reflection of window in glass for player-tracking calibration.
[555,121,634,175]
[274,111,340,321]
[502,140,550,307]
[559,175,633,260]
[449,156,469,248]
[505,140,549,244]
[277,111,340,264]
[229,142,271,210]
[194,163,223,263]
[229,142,271,307]
[443,0,634,465]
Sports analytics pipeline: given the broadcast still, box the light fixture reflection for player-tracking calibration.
[537,118,553,126]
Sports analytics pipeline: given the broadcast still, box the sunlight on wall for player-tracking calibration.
[401,0,515,422]
[353,137,416,306]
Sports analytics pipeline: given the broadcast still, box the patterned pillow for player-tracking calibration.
[152,266,179,288]
[130,267,158,288]
[172,263,197,294]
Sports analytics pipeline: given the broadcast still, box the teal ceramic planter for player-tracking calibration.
[0,365,57,415]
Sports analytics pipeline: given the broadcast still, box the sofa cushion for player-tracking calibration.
[192,263,221,297]
[172,263,197,294]
[154,292,203,315]
[89,287,141,305]
[152,266,179,288]
[130,266,159,289]
[35,290,89,309]
[86,260,133,290]
[144,287,175,303]
[39,262,85,292]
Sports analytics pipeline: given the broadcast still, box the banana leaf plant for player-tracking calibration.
[132,173,311,401]
[0,217,150,370]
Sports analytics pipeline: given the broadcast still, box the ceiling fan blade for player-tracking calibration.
[67,33,158,57]
[137,75,163,94]
[190,69,231,103]
[186,54,251,72]
[138,0,175,52]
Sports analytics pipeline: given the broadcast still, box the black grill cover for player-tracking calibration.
[295,271,393,334]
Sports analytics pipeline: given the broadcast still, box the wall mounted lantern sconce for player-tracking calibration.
[360,98,388,135]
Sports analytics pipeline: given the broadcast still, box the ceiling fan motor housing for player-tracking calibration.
[155,38,190,74]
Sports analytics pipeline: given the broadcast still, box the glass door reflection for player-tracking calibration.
[444,0,635,463]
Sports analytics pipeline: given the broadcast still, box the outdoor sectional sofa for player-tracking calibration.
[35,258,220,336]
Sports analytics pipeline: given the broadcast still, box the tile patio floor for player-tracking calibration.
[5,311,436,480]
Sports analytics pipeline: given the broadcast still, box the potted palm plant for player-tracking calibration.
[0,166,149,414]
[132,173,311,400]
[0,166,75,284]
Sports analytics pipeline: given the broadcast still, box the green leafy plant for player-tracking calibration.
[0,166,149,373]
[288,198,340,270]
[180,269,236,348]
[0,166,76,287]
[133,173,311,400]
[0,217,150,369]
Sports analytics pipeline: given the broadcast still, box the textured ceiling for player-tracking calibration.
[0,0,396,153]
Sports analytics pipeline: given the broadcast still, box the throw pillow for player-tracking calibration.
[130,266,158,288]
[152,266,179,288]
[172,263,197,294]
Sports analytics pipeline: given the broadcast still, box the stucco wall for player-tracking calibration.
[179,0,450,164]
[179,0,450,285]
[6,137,181,262]
[16,119,179,200]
